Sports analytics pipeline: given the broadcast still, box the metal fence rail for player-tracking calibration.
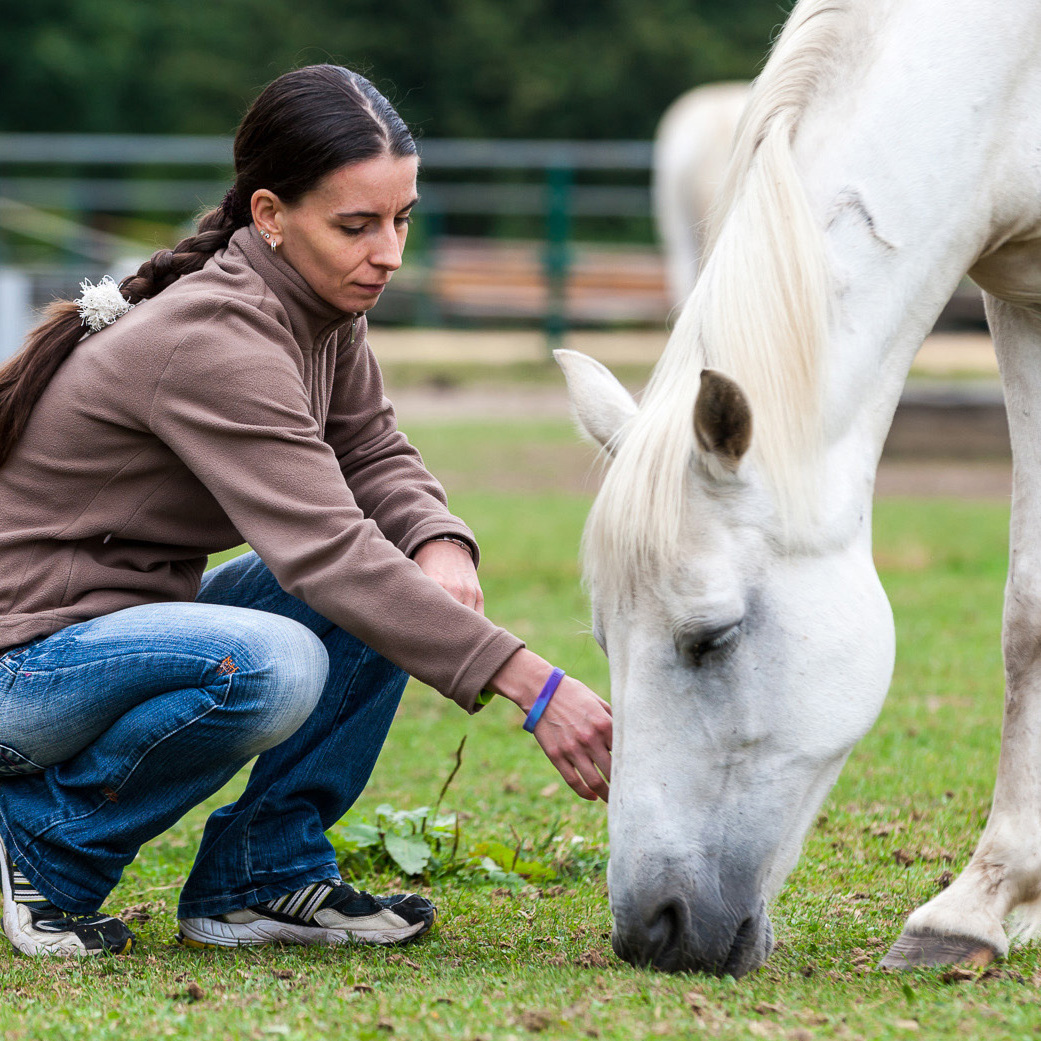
[0,135,655,217]
[0,177,652,218]
[0,134,653,169]
[0,134,660,351]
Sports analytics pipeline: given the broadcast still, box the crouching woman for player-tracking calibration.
[0,65,611,957]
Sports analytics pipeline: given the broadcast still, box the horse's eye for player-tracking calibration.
[676,624,741,666]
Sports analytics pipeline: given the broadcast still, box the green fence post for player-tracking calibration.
[543,164,573,356]
[413,208,444,327]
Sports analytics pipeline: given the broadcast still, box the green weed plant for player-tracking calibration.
[328,737,607,889]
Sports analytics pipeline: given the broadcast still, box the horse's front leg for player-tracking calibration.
[883,294,1041,968]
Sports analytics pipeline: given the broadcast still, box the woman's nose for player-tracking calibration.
[370,224,404,270]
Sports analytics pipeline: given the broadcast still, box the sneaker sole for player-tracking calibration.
[177,910,434,949]
[0,838,132,957]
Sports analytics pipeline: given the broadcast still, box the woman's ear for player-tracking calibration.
[250,189,284,241]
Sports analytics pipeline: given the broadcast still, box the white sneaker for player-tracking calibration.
[0,836,134,956]
[178,879,436,949]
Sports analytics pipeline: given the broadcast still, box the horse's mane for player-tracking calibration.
[586,0,856,594]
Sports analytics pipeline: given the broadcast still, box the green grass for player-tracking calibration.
[1,419,1031,1040]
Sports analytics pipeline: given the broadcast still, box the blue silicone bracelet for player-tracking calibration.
[523,667,566,733]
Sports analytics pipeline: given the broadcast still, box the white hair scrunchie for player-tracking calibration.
[76,276,133,333]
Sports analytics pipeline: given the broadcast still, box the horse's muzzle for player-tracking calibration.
[611,887,774,977]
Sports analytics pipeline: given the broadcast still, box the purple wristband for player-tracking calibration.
[523,667,566,733]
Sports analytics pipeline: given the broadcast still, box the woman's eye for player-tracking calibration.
[341,226,365,237]
[396,215,413,227]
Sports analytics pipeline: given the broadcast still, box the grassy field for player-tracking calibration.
[1,419,1033,1040]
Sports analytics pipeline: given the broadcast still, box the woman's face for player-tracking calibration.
[257,153,419,314]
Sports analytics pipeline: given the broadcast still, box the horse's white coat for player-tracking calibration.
[559,0,1041,973]
[653,82,750,306]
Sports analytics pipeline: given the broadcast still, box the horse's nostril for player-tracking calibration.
[723,914,758,976]
[641,901,687,971]
[612,891,772,976]
[650,902,681,953]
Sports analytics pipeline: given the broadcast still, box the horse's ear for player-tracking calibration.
[694,369,752,471]
[554,349,637,452]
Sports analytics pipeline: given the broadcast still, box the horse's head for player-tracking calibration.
[558,349,894,977]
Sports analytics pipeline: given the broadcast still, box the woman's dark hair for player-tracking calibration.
[0,65,415,467]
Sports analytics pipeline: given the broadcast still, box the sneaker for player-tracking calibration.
[0,837,135,957]
[178,879,436,949]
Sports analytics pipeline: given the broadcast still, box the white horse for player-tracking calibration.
[556,0,1041,976]
[653,81,750,307]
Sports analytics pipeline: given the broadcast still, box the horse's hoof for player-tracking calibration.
[878,930,998,970]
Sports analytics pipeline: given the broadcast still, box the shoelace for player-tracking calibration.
[32,911,115,930]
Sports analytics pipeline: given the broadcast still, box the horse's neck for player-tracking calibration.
[791,0,1041,530]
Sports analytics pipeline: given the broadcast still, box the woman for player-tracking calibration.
[0,65,612,958]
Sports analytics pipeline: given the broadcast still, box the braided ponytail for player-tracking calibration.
[121,198,239,304]
[0,64,414,471]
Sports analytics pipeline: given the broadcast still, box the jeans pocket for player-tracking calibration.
[0,641,37,678]
[0,644,46,775]
[0,744,44,777]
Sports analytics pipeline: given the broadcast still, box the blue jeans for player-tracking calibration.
[0,552,407,919]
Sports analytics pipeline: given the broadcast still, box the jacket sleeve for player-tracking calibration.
[323,317,479,562]
[147,301,522,711]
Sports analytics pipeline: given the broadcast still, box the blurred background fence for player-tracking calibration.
[3,0,998,381]
[0,133,674,361]
[0,131,988,364]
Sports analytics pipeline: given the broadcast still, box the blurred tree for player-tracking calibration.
[0,0,786,137]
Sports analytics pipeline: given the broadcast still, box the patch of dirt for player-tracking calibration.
[383,327,1010,500]
[390,383,575,423]
[376,327,995,373]
[392,384,1011,500]
[874,460,1009,500]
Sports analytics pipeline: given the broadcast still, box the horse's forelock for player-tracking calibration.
[585,0,856,594]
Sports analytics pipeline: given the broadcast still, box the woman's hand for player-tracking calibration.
[487,649,612,802]
[413,539,484,614]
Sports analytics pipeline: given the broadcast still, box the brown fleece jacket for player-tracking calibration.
[0,226,523,711]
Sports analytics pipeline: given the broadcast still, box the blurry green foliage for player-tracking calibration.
[1,0,787,137]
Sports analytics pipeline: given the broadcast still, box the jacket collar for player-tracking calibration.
[227,224,357,349]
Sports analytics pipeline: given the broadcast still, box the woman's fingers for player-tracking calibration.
[554,757,601,802]
[573,754,610,801]
[454,577,484,613]
[442,577,476,608]
[589,737,611,783]
[575,700,613,764]
[548,745,609,802]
